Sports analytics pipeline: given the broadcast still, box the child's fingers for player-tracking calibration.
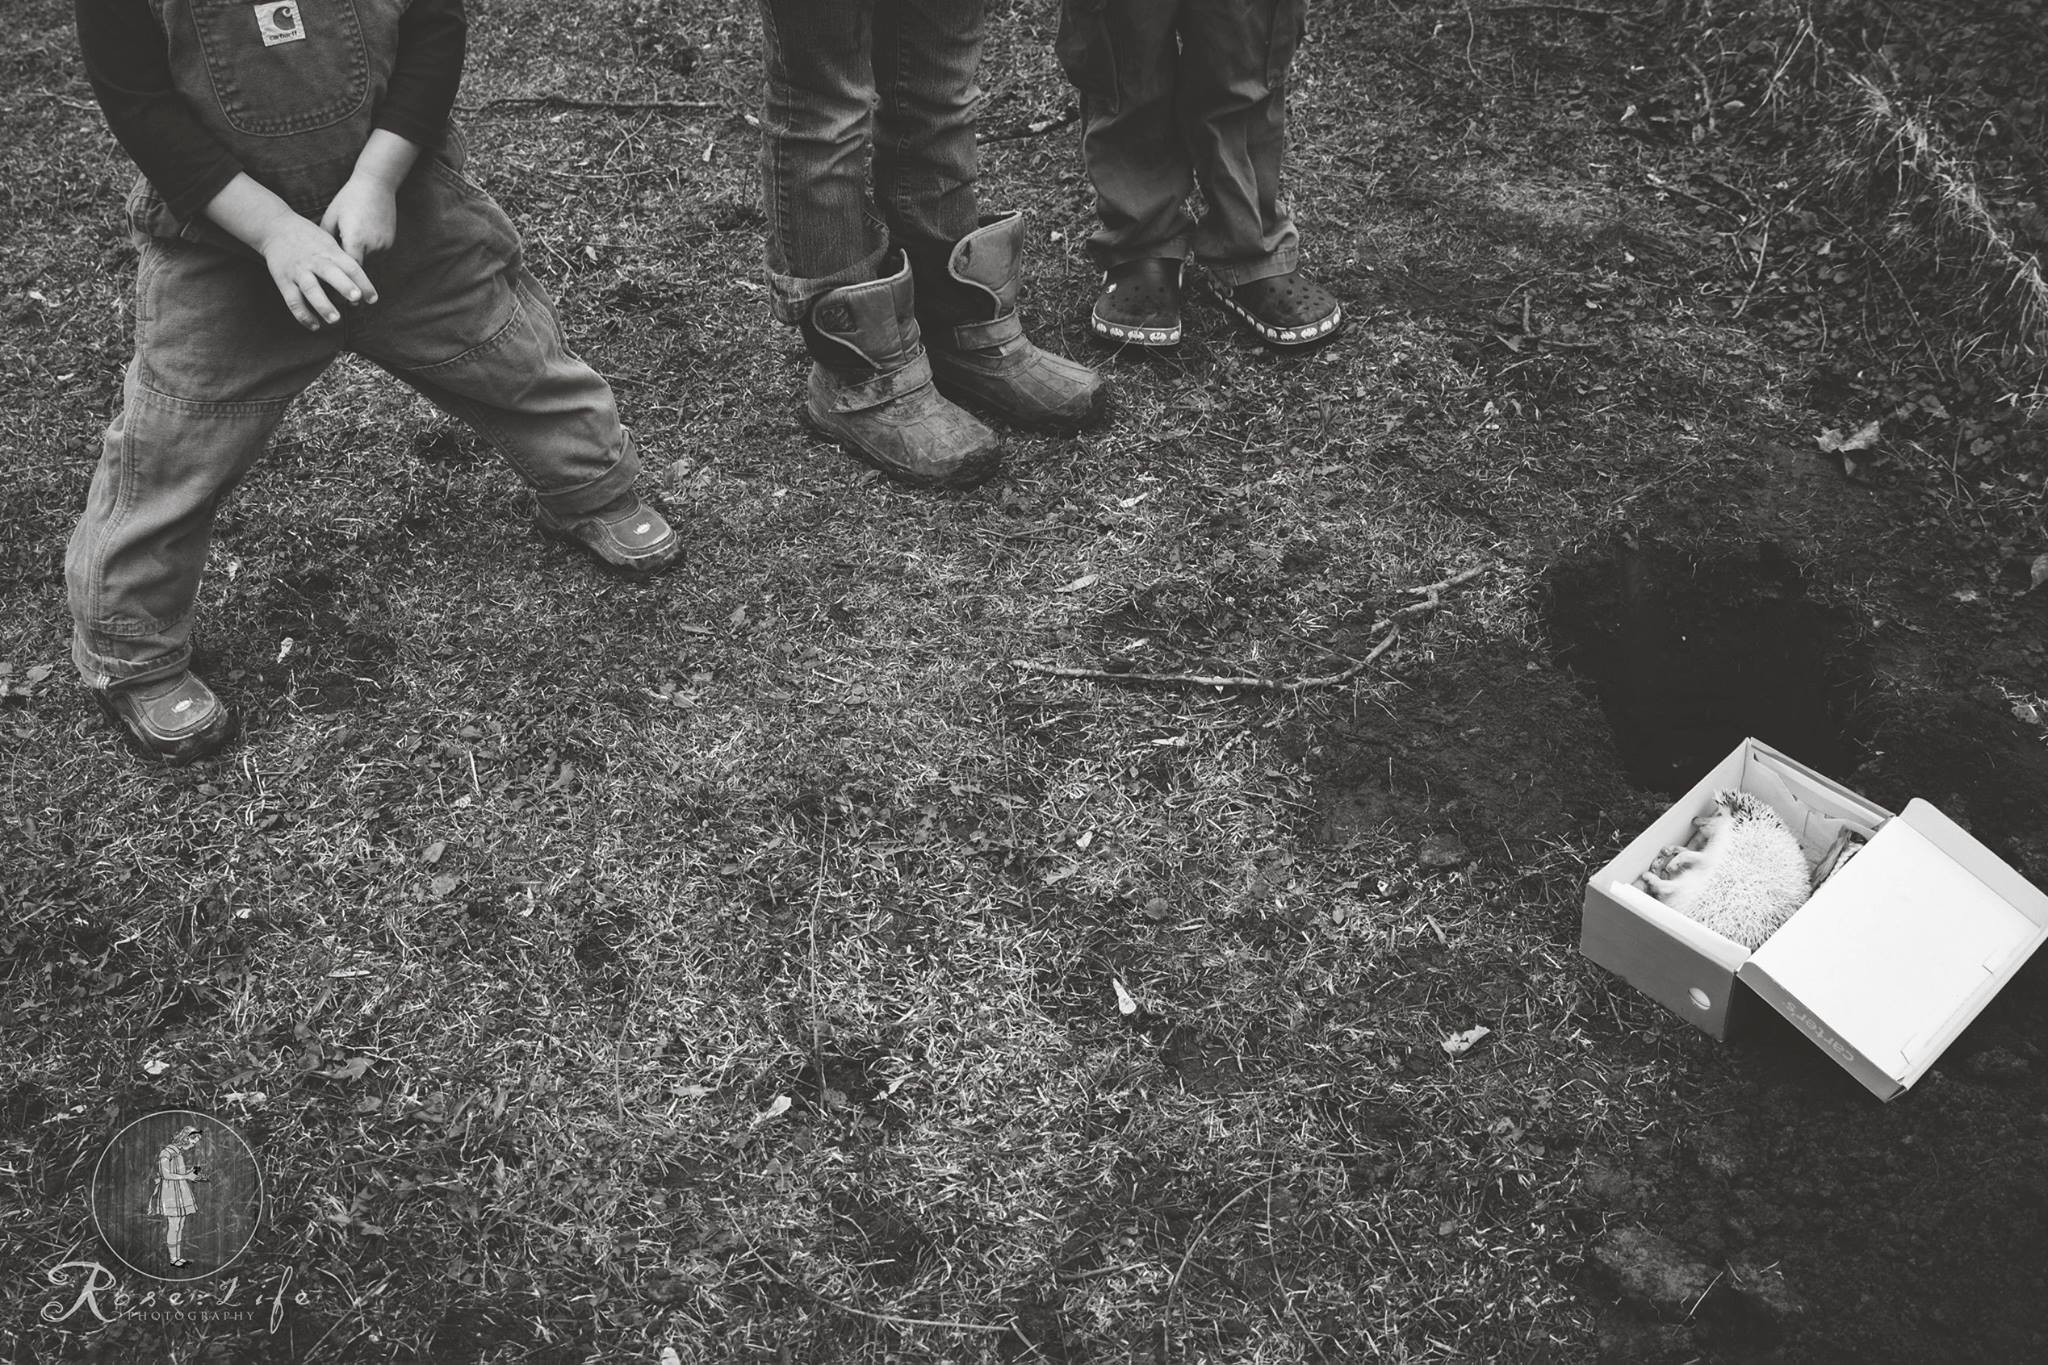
[326,253,377,305]
[303,256,376,313]
[275,279,325,331]
[291,272,343,328]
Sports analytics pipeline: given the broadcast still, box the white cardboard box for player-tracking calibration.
[1580,738,2048,1100]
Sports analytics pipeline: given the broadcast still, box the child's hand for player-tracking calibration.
[255,215,378,331]
[320,177,400,264]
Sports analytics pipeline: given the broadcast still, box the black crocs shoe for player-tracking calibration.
[1090,258,1184,347]
[97,671,237,763]
[1213,270,1343,348]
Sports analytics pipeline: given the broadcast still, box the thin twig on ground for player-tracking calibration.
[741,1244,1013,1336]
[0,93,99,116]
[459,95,721,115]
[1011,564,1492,692]
[977,110,1081,143]
[1161,1180,1273,1360]
[1483,3,1621,17]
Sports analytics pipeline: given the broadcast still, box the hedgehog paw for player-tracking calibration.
[1640,872,1686,898]
[1660,847,1704,872]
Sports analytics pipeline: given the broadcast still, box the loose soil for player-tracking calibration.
[3,1,2047,1361]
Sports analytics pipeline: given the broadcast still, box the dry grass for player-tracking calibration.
[4,2,2042,1364]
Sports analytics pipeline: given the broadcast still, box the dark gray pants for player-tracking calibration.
[1056,0,1307,282]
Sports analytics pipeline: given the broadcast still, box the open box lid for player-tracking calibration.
[1738,798,2048,1100]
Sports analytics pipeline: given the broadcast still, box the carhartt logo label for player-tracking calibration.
[254,2,306,46]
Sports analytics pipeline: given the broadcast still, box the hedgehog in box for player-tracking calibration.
[1636,790,1814,950]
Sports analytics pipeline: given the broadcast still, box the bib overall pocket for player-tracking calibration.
[188,0,370,136]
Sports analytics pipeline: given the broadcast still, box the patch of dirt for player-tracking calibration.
[253,564,399,712]
[1856,688,2048,882]
[1547,451,2048,1361]
[1584,996,2048,1364]
[1311,641,1640,854]
[1314,399,2048,1362]
[826,1187,934,1289]
[1543,534,1875,794]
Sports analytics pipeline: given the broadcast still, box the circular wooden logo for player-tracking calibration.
[90,1111,262,1282]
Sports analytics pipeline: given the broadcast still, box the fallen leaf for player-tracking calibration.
[660,1349,683,1365]
[423,840,447,865]
[1054,573,1099,594]
[2029,552,2048,592]
[1816,419,1881,453]
[1112,978,1139,1016]
[315,1057,375,1083]
[1442,1025,1492,1057]
[142,1059,171,1076]
[751,1094,792,1128]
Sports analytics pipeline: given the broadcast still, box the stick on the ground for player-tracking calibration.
[460,95,721,115]
[740,1243,1013,1335]
[1482,3,1623,18]
[1011,563,1492,692]
[978,110,1081,143]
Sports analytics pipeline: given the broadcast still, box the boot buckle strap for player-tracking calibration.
[951,314,1024,352]
[826,349,937,413]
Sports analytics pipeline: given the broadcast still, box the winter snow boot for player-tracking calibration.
[909,212,1107,431]
[800,254,1002,490]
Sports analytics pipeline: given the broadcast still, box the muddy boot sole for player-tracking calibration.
[929,368,1111,435]
[798,404,1003,491]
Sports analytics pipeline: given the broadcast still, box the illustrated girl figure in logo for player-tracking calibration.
[145,1125,208,1266]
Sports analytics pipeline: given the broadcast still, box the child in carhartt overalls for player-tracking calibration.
[70,0,681,762]
[1055,0,1343,349]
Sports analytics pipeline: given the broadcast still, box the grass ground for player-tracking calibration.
[4,2,2047,1363]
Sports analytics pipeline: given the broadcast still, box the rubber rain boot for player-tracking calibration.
[911,212,1108,431]
[801,254,1002,490]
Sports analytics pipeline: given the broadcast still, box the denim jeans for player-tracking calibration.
[1056,0,1307,284]
[66,156,638,690]
[755,0,986,324]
